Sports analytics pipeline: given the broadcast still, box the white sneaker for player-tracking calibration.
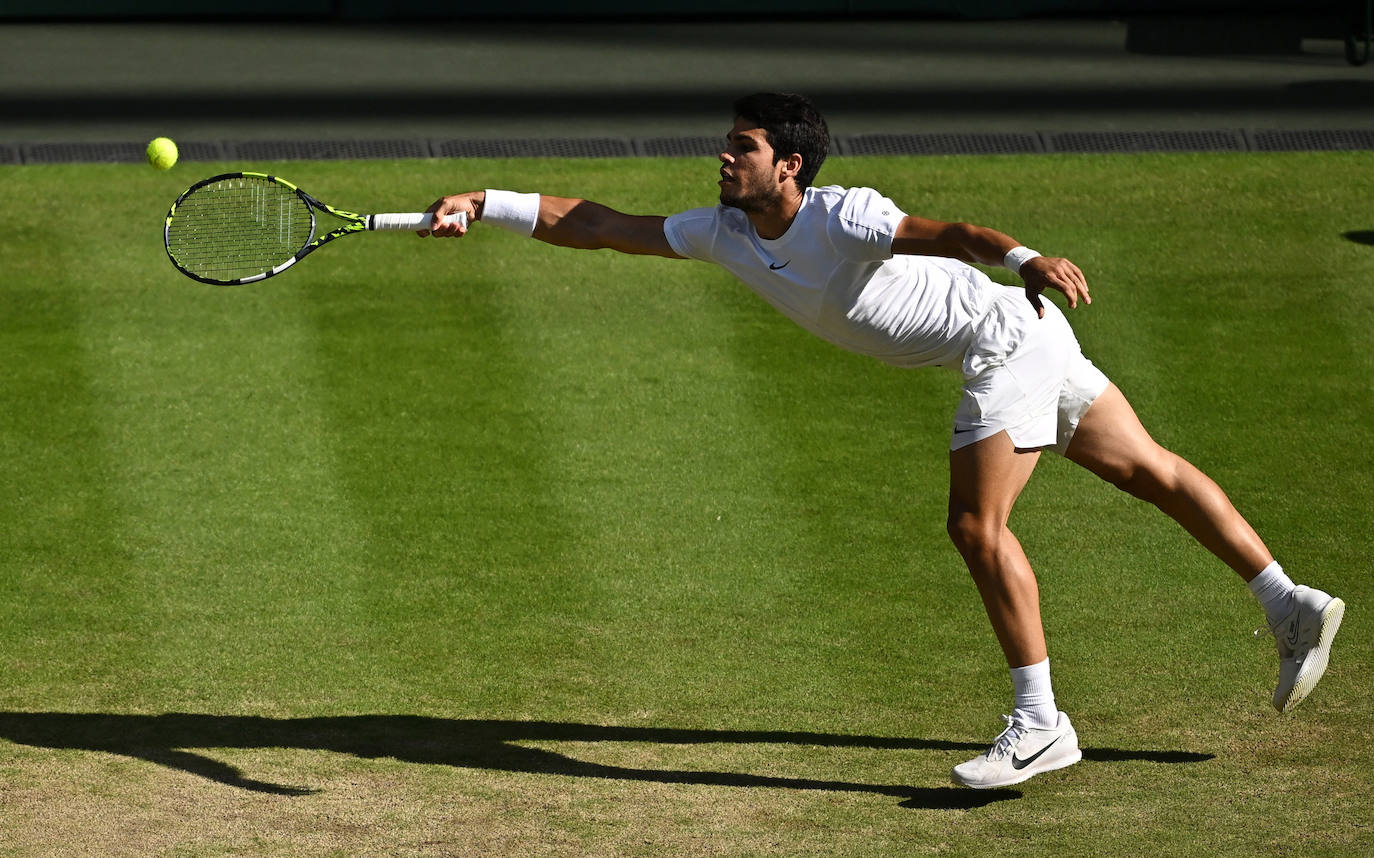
[1269,584,1345,713]
[951,712,1082,789]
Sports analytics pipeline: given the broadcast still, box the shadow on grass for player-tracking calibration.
[0,713,1212,809]
[1344,230,1374,246]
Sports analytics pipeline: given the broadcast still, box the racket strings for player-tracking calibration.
[166,176,314,279]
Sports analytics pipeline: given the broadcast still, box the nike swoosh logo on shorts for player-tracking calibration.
[1011,736,1061,770]
[769,260,790,270]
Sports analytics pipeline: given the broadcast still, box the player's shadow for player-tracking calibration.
[1344,230,1374,246]
[0,713,1212,810]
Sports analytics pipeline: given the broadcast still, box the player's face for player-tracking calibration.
[718,120,786,213]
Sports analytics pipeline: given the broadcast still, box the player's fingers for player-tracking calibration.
[1068,264,1091,304]
[418,199,442,237]
[420,198,465,237]
[1026,286,1045,319]
[429,212,463,237]
[1061,277,1079,309]
[1071,273,1090,308]
[436,204,475,238]
[1055,262,1089,309]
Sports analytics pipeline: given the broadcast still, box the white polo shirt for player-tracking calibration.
[663,185,999,368]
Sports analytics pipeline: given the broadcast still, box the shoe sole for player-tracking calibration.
[952,747,1083,790]
[1278,597,1345,714]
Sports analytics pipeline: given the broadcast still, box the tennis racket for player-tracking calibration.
[163,171,466,285]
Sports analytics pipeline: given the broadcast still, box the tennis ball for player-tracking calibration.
[146,137,178,170]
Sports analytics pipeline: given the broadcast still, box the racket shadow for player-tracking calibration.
[0,712,1211,809]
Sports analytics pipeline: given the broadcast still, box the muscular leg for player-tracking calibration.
[947,431,1047,667]
[1064,383,1273,581]
[1063,382,1346,714]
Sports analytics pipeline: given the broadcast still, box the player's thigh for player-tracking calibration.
[949,430,1042,525]
[1061,383,1171,484]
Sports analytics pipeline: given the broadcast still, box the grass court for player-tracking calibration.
[1,151,1371,856]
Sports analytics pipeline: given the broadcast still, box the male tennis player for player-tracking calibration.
[421,92,1345,789]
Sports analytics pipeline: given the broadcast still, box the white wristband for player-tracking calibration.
[481,190,540,236]
[1003,246,1042,275]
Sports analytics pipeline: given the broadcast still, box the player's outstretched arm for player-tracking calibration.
[891,216,1089,318]
[421,191,683,259]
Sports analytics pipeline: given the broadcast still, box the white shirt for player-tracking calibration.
[663,185,1000,368]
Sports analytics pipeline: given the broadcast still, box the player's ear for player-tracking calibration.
[779,152,804,181]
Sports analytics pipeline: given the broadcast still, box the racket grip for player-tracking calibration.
[369,211,469,231]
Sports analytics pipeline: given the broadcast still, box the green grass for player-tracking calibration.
[1,152,1371,857]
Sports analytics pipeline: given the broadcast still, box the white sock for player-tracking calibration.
[1248,561,1296,627]
[1010,658,1058,729]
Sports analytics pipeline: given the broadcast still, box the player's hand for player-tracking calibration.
[420,192,482,237]
[1019,256,1090,318]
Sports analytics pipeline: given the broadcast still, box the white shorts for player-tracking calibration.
[951,291,1110,455]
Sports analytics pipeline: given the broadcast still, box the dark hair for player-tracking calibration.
[732,92,830,190]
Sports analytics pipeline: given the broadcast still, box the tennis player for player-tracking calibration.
[421,92,1345,789]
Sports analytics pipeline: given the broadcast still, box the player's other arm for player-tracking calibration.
[891,215,1090,317]
[422,191,683,259]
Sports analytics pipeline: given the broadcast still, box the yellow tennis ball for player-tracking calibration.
[146,137,178,170]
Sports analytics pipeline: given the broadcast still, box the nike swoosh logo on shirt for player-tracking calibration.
[769,260,790,270]
[1011,735,1061,770]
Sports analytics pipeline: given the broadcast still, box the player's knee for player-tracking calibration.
[1111,452,1184,504]
[947,510,1000,559]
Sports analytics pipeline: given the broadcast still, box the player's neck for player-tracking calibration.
[747,186,805,240]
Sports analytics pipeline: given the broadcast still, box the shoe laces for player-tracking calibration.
[1253,604,1296,639]
[987,714,1028,761]
[1254,615,1300,651]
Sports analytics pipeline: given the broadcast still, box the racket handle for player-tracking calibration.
[368,211,470,231]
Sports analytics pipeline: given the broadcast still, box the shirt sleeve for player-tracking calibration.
[663,207,720,262]
[827,187,906,262]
